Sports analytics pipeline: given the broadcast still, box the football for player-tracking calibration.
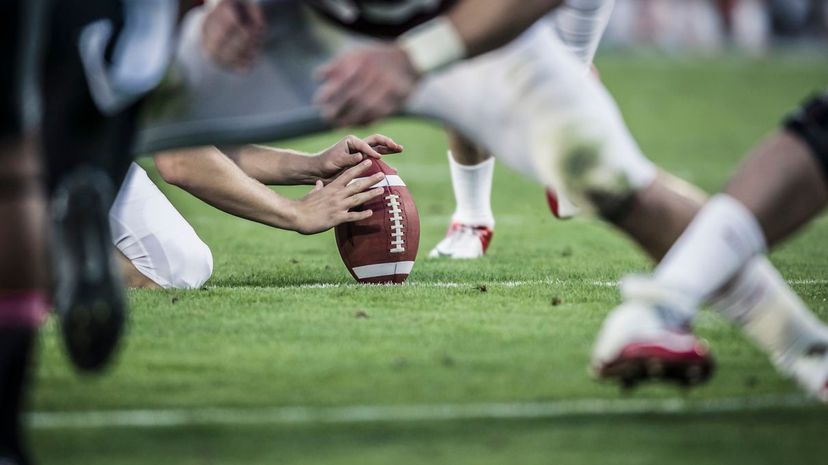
[335,159,420,284]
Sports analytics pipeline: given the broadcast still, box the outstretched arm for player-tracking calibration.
[446,0,564,58]
[152,135,401,233]
[315,0,562,126]
[218,134,402,185]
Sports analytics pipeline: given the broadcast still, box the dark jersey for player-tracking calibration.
[0,0,29,137]
[784,91,828,177]
[307,0,457,38]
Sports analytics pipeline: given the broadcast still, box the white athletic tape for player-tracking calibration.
[398,17,466,75]
[28,394,814,430]
[353,261,415,279]
[348,175,406,189]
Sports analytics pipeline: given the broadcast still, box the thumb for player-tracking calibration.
[311,180,324,193]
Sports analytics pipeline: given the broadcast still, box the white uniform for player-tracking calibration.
[551,0,616,66]
[110,163,213,289]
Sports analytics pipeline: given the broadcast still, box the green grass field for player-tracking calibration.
[30,53,828,464]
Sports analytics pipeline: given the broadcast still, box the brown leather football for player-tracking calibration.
[335,159,419,284]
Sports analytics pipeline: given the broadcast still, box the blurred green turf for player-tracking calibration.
[30,53,828,464]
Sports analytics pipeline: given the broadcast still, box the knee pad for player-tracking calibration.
[784,91,828,178]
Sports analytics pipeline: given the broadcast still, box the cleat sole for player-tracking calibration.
[599,354,715,389]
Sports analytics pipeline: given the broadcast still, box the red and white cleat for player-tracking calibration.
[428,222,494,259]
[591,277,715,389]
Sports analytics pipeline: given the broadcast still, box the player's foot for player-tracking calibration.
[51,168,126,372]
[428,222,493,259]
[781,344,828,403]
[591,277,714,389]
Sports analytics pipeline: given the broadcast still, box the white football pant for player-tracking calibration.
[110,163,213,289]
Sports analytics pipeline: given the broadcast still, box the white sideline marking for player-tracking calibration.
[212,279,828,291]
[28,395,814,430]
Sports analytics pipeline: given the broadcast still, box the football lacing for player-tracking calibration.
[386,194,405,253]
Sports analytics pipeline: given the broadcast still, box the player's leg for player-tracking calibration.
[428,129,495,259]
[1,3,49,462]
[656,131,826,302]
[116,252,160,289]
[430,0,616,260]
[594,93,828,397]
[0,138,47,465]
[0,3,49,463]
[550,0,616,65]
[411,21,806,390]
[409,25,712,384]
[603,94,828,396]
[42,0,176,371]
[110,163,213,290]
[0,141,48,465]
[41,1,130,372]
[726,103,828,247]
[591,161,826,390]
[481,23,827,391]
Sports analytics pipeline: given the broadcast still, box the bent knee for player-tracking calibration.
[560,135,636,216]
[120,232,214,290]
[538,119,656,219]
[165,237,213,289]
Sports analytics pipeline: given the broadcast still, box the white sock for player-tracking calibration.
[654,194,767,307]
[448,151,495,228]
[552,0,616,66]
[711,258,828,371]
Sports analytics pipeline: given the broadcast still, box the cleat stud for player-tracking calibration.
[686,365,703,385]
[646,359,664,378]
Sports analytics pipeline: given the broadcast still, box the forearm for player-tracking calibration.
[218,144,322,185]
[153,147,301,231]
[449,0,561,57]
[397,0,560,76]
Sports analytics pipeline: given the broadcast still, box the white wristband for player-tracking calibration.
[398,17,467,75]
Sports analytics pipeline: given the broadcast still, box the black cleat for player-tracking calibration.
[51,168,126,372]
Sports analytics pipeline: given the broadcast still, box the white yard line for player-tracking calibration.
[78,278,821,431]
[212,279,828,291]
[28,394,815,430]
